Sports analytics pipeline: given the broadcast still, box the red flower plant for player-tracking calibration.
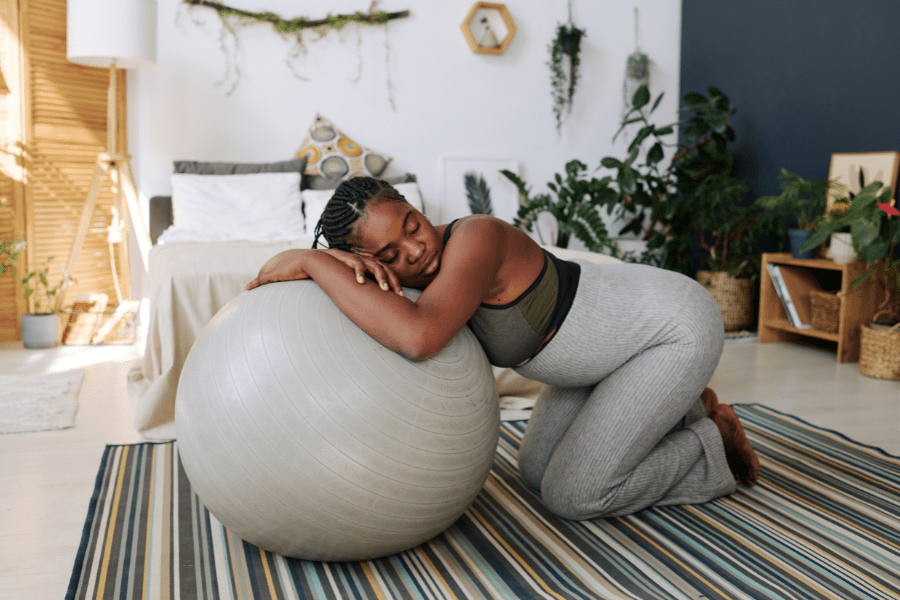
[878,202,899,217]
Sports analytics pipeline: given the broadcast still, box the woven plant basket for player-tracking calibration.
[859,321,900,381]
[697,271,754,331]
[809,290,841,333]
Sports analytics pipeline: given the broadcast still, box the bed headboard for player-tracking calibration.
[149,196,173,245]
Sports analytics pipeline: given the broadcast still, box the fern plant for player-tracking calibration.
[501,160,616,253]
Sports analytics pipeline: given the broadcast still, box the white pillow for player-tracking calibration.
[302,182,425,239]
[171,172,305,241]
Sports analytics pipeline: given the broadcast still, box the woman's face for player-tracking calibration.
[352,200,442,289]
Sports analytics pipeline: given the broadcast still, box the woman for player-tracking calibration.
[246,177,758,520]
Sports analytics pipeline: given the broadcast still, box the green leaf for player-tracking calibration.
[499,169,530,200]
[682,119,709,139]
[619,168,637,194]
[651,92,665,112]
[683,91,707,106]
[647,143,664,165]
[600,157,621,169]
[708,114,727,134]
[632,85,650,109]
[654,125,674,136]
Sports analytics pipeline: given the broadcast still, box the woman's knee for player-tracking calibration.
[540,470,621,520]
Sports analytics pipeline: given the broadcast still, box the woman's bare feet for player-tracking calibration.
[710,404,760,486]
[700,387,719,416]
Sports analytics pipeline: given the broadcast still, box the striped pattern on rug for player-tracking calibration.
[66,404,900,600]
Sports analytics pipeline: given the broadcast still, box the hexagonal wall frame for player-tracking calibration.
[461,2,516,55]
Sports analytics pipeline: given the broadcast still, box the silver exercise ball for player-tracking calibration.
[174,280,500,561]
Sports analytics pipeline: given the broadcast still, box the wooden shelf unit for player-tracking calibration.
[759,253,880,363]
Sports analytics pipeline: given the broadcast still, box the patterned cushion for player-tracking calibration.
[296,114,391,180]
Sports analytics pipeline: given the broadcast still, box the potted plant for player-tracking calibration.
[548,23,586,132]
[754,168,837,258]
[597,85,782,330]
[1,236,73,348]
[802,182,900,379]
[817,198,855,264]
[501,159,618,254]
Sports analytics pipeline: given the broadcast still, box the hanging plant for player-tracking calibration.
[181,0,409,99]
[622,7,650,118]
[548,23,586,132]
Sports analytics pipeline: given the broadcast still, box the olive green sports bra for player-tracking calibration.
[443,219,580,367]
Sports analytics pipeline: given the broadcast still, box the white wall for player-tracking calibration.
[129,0,682,295]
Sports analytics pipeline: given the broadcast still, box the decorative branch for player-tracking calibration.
[183,0,409,33]
[181,0,409,103]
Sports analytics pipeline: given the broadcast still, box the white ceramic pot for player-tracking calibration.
[830,232,856,264]
[21,313,59,349]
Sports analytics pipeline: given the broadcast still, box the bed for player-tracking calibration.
[127,154,618,440]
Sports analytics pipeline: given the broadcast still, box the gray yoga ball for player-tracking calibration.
[175,280,500,561]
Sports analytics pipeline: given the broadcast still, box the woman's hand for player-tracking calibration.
[245,248,403,295]
[245,249,312,290]
[323,248,404,295]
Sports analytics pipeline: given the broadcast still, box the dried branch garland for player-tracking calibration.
[183,0,409,33]
[182,0,409,103]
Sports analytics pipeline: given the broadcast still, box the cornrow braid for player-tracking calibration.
[312,177,407,251]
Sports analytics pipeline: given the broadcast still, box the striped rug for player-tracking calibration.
[67,404,900,600]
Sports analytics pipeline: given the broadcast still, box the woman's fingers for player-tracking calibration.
[354,262,367,284]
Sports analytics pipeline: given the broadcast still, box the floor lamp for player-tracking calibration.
[62,0,156,311]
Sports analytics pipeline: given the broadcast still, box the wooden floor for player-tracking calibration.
[0,335,897,599]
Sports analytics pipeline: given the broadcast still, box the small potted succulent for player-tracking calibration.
[802,182,900,379]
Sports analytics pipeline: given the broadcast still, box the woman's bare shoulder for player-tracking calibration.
[449,215,517,241]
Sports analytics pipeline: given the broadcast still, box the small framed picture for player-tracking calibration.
[441,157,520,224]
[827,151,900,208]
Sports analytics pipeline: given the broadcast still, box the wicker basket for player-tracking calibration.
[809,290,841,333]
[696,271,754,331]
[859,322,900,381]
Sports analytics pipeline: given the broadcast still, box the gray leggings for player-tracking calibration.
[514,261,736,519]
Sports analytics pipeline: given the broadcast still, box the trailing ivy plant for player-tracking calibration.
[549,23,586,132]
[501,160,616,253]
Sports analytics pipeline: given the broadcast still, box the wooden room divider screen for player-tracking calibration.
[0,0,128,341]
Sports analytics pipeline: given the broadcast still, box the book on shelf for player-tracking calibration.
[767,264,811,329]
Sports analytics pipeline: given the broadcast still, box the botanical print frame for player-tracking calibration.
[826,151,900,209]
[441,157,520,224]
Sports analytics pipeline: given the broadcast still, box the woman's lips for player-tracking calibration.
[422,253,440,277]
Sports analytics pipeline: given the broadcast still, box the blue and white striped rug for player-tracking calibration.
[67,404,900,599]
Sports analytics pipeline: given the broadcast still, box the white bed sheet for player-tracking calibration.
[129,239,314,440]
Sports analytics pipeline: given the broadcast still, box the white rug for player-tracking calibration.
[0,370,85,434]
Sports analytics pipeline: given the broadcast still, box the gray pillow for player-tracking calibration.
[304,172,417,190]
[173,157,308,179]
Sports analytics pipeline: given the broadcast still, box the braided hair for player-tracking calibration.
[312,177,407,251]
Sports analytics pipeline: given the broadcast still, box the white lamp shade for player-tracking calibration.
[67,0,157,68]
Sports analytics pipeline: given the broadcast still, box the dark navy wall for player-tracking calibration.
[680,0,900,202]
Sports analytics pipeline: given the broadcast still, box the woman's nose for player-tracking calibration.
[402,240,422,262]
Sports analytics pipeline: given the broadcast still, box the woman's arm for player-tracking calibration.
[245,248,403,294]
[304,221,502,359]
[246,220,505,360]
